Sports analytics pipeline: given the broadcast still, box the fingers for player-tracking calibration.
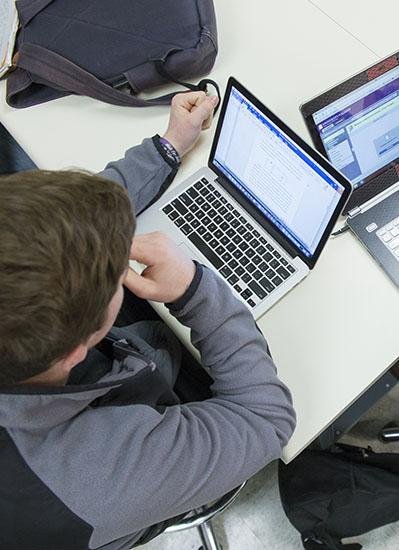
[124,266,156,299]
[129,232,164,266]
[190,95,218,128]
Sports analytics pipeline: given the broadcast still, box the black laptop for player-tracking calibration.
[301,52,399,288]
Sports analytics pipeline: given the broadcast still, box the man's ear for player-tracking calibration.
[59,344,89,375]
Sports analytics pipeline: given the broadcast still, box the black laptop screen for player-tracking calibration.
[312,65,399,189]
[212,87,345,258]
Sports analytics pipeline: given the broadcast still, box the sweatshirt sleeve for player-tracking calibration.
[98,136,178,214]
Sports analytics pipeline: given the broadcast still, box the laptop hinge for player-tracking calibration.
[347,180,399,218]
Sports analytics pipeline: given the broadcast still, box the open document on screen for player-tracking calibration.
[214,87,344,257]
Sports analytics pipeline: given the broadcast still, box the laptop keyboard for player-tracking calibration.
[162,177,296,308]
[376,216,399,261]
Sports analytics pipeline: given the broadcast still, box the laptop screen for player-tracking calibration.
[212,86,345,258]
[311,65,399,189]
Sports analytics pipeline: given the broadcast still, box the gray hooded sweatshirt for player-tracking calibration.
[0,137,296,550]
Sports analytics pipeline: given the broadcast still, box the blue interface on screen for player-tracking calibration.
[312,65,399,188]
[213,87,344,258]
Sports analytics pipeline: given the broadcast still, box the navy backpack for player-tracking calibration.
[6,0,219,108]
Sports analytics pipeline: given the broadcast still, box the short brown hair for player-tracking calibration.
[0,170,135,385]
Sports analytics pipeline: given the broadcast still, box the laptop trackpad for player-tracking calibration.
[178,242,203,263]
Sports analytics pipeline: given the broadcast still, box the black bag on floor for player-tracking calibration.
[278,444,399,549]
[6,0,219,108]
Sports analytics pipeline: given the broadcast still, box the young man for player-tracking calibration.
[0,92,296,550]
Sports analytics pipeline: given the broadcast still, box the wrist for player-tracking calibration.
[162,132,185,158]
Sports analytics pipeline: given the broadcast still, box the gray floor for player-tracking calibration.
[139,386,399,550]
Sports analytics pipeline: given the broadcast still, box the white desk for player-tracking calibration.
[309,0,399,58]
[1,0,398,462]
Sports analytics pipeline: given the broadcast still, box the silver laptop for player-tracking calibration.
[301,51,399,287]
[137,77,351,318]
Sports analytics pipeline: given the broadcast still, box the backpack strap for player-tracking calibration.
[15,43,219,108]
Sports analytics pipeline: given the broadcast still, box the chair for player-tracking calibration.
[379,424,399,443]
[164,482,246,550]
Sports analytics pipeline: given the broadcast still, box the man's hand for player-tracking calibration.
[124,232,196,303]
[163,91,219,157]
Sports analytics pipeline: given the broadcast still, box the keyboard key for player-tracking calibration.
[185,213,194,222]
[221,236,229,246]
[233,249,243,259]
[244,231,252,241]
[194,181,203,190]
[252,255,262,265]
[247,263,256,273]
[242,273,251,283]
[202,216,211,226]
[266,244,273,251]
[191,219,200,229]
[222,252,232,262]
[203,232,212,242]
[226,203,233,211]
[220,197,227,205]
[277,266,290,280]
[233,209,240,217]
[198,226,206,236]
[248,280,267,299]
[199,187,209,196]
[227,243,235,252]
[189,203,199,213]
[167,210,179,221]
[214,189,221,198]
[237,226,246,235]
[180,194,192,206]
[239,215,246,224]
[216,245,225,255]
[253,270,263,280]
[220,265,232,278]
[208,208,217,218]
[188,233,223,269]
[241,289,253,300]
[226,228,235,238]
[181,223,193,235]
[270,259,279,269]
[256,245,266,255]
[233,235,241,244]
[220,222,229,232]
[253,229,260,238]
[259,278,274,293]
[197,210,205,219]
[172,199,188,215]
[281,258,288,266]
[228,259,239,270]
[187,188,199,199]
[213,200,221,209]
[173,217,185,227]
[259,262,268,271]
[219,206,227,215]
[196,196,205,205]
[248,299,256,308]
[231,219,240,228]
[202,203,211,212]
[250,238,259,248]
[272,276,283,287]
[234,284,243,293]
[214,215,223,225]
[273,251,281,259]
[214,229,223,240]
[239,241,249,251]
[201,177,208,184]
[265,268,274,279]
[208,223,217,233]
[236,266,245,277]
[228,274,239,285]
[163,204,173,214]
[210,238,218,248]
[287,265,295,274]
[225,213,234,222]
[260,236,267,245]
[240,257,250,266]
[264,252,273,262]
[247,249,255,258]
